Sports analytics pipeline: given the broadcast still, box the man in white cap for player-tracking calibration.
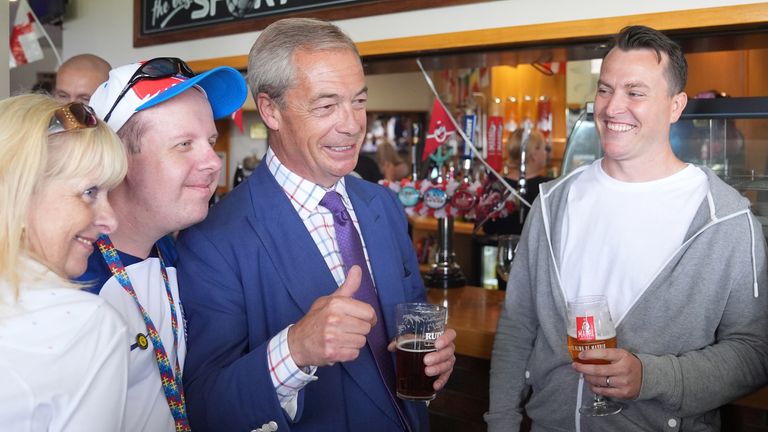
[77,57,247,432]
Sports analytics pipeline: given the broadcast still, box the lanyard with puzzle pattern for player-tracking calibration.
[97,234,190,432]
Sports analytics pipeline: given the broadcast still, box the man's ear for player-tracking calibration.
[670,91,688,123]
[257,93,281,131]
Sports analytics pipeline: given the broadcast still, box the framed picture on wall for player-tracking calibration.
[134,0,490,47]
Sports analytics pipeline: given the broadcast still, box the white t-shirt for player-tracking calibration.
[560,160,708,324]
[0,274,128,432]
[79,239,185,432]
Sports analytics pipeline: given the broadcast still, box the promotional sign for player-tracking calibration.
[486,115,503,172]
[461,113,476,159]
[423,188,448,209]
[135,0,489,46]
[141,0,375,36]
[398,186,420,207]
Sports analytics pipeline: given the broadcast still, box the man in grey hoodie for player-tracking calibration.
[486,25,768,431]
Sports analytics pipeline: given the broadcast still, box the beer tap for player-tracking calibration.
[471,92,487,160]
[411,121,420,181]
[518,116,533,224]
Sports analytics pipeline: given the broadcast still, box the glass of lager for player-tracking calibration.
[566,295,623,416]
[395,303,447,401]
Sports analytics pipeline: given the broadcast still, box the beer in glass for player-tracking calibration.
[567,333,617,365]
[395,303,447,401]
[566,295,622,416]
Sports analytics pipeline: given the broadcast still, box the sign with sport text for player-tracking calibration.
[134,0,489,47]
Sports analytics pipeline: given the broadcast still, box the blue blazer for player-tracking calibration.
[177,163,428,432]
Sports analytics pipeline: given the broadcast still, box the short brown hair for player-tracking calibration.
[609,25,687,95]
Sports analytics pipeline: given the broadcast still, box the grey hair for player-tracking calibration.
[247,18,360,107]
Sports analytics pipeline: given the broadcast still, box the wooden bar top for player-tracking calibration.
[427,285,504,360]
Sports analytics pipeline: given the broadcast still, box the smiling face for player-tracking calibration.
[524,132,550,177]
[54,61,110,105]
[594,48,687,171]
[114,89,221,238]
[260,48,367,187]
[26,175,118,278]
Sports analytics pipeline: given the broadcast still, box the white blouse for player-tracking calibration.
[0,268,129,432]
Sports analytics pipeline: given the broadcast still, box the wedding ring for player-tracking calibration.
[605,376,611,387]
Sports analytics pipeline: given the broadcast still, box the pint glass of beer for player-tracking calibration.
[395,303,447,401]
[566,295,622,416]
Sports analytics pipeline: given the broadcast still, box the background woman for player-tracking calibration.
[0,94,129,431]
[483,129,553,236]
[376,141,410,182]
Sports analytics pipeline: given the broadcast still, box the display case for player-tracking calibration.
[562,96,768,238]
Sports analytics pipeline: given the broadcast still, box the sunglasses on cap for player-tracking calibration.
[48,102,98,136]
[102,57,195,123]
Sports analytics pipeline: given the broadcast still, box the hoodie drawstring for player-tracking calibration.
[747,213,759,298]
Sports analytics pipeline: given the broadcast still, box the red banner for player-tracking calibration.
[423,100,457,161]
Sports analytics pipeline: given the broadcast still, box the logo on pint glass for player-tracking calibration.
[576,316,596,341]
[424,331,443,341]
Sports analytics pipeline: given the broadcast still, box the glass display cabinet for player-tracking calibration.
[562,96,768,238]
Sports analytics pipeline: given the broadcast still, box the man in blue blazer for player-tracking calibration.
[177,18,457,432]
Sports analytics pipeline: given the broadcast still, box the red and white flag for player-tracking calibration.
[423,99,457,161]
[9,0,45,68]
[231,108,244,134]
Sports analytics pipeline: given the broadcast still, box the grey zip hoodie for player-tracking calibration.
[486,165,768,432]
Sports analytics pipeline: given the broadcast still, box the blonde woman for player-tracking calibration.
[0,94,129,431]
[484,129,553,237]
[376,141,410,182]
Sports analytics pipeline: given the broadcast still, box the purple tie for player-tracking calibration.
[320,191,411,431]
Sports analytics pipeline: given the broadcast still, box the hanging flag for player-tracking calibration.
[423,99,457,161]
[231,108,244,134]
[416,59,531,209]
[9,0,45,68]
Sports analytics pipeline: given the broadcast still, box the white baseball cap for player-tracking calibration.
[89,57,247,132]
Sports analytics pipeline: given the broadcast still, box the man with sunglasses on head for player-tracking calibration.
[76,57,247,432]
[176,18,456,432]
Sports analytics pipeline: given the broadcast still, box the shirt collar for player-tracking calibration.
[266,147,352,220]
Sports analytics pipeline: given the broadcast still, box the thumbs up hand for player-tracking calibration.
[332,265,362,298]
[288,266,377,368]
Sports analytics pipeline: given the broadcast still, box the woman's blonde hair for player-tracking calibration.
[507,129,546,165]
[0,94,127,297]
[376,142,410,182]
[375,141,404,167]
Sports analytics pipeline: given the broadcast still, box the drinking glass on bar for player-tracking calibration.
[496,234,520,284]
[566,295,623,416]
[395,303,447,401]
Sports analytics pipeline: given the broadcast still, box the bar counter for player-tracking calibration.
[426,285,768,432]
[426,286,503,360]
